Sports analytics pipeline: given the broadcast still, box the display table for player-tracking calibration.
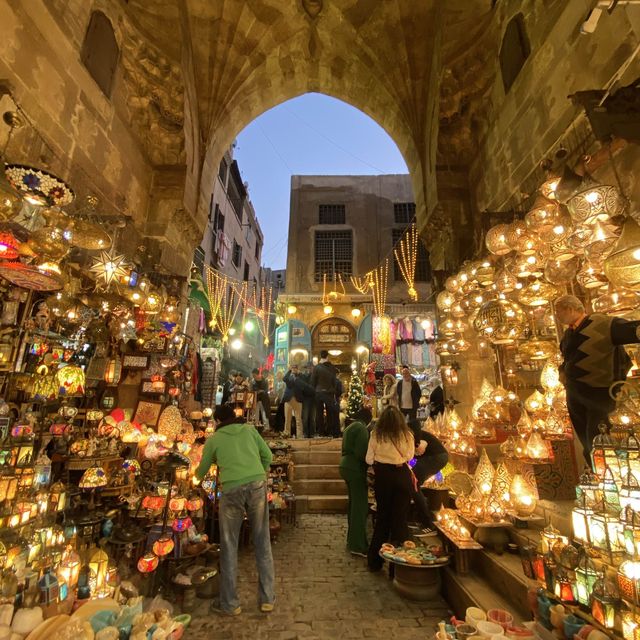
[381,553,449,601]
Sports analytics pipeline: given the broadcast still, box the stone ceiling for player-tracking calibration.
[124,0,494,228]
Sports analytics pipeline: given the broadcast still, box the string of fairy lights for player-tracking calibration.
[198,220,424,346]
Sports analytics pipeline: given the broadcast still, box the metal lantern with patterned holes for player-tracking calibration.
[509,474,537,517]
[158,405,183,443]
[573,551,598,606]
[485,224,511,256]
[540,523,564,555]
[473,298,527,344]
[605,217,640,291]
[152,534,175,558]
[567,183,626,225]
[554,569,576,604]
[506,220,535,254]
[473,449,495,495]
[137,552,159,573]
[186,495,203,512]
[618,559,640,606]
[58,547,81,589]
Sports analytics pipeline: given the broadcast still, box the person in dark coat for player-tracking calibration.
[429,384,445,417]
[252,368,271,428]
[407,419,449,534]
[300,363,316,438]
[555,294,640,465]
[311,351,340,438]
[221,371,235,405]
[396,366,422,422]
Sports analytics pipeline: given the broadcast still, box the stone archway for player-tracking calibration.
[123,0,494,247]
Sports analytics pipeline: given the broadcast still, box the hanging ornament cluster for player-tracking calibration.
[394,223,419,300]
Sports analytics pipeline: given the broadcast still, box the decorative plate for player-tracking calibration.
[0,261,63,291]
[4,164,74,207]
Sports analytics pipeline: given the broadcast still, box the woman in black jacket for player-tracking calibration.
[407,418,449,534]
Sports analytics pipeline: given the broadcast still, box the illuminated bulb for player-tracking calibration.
[323,305,333,314]
[230,338,242,350]
[351,308,361,318]
[244,320,254,332]
[585,191,599,203]
[228,327,236,336]
[287,305,297,314]
[132,292,141,301]
[633,248,640,260]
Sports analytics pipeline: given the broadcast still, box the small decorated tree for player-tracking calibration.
[347,373,364,418]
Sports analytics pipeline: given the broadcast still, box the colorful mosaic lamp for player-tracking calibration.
[573,551,599,606]
[591,574,620,630]
[79,466,107,489]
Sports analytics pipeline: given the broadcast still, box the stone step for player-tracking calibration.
[288,438,342,451]
[294,464,342,480]
[292,478,346,495]
[296,495,348,513]
[292,450,342,465]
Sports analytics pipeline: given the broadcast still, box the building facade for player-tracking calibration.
[278,175,437,377]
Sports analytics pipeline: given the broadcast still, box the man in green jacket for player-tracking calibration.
[195,404,275,616]
[339,407,372,557]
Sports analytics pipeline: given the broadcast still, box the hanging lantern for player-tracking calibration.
[518,279,559,306]
[573,552,599,606]
[169,495,186,512]
[567,183,626,225]
[494,267,518,293]
[544,255,580,285]
[89,548,109,591]
[509,474,537,517]
[104,357,122,385]
[436,290,456,311]
[58,547,81,588]
[513,252,544,278]
[506,220,536,254]
[554,569,576,604]
[591,575,619,630]
[56,365,85,396]
[473,298,527,344]
[518,339,557,362]
[152,534,175,557]
[137,552,159,573]
[172,512,193,532]
[50,481,66,512]
[485,224,511,256]
[605,217,640,291]
[186,495,204,511]
[593,285,640,316]
[590,511,624,553]
[541,523,564,554]
[0,232,20,260]
[142,494,165,510]
[577,260,608,290]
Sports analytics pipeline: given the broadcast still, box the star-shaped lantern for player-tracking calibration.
[90,250,129,288]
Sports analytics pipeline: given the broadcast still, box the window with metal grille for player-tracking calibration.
[193,246,205,276]
[243,261,250,281]
[213,203,224,232]
[393,202,416,224]
[232,241,242,268]
[255,240,261,261]
[392,229,430,282]
[500,13,530,92]
[314,230,353,282]
[81,11,119,98]
[318,204,346,225]
[218,158,228,185]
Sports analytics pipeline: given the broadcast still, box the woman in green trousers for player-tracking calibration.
[339,407,372,557]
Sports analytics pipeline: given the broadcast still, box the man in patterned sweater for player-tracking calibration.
[555,295,640,465]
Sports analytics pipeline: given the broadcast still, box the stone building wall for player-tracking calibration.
[468,1,640,215]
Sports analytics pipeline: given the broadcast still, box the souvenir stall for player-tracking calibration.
[0,115,237,637]
[422,159,640,639]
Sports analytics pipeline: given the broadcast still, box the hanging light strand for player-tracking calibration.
[252,285,273,345]
[217,281,246,342]
[394,224,419,300]
[372,259,389,317]
[350,273,372,295]
[205,267,227,329]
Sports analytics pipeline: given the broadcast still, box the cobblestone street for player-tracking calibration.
[189,514,451,639]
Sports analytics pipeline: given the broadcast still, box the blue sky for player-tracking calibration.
[234,93,408,270]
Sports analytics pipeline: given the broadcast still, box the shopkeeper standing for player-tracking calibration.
[396,366,421,422]
[555,294,640,465]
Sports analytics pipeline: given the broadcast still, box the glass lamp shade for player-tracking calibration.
[509,474,537,517]
[540,362,561,392]
[79,466,107,489]
[572,505,592,544]
[172,513,193,532]
[491,462,513,504]
[157,405,183,443]
[604,217,640,291]
[56,365,85,396]
[576,261,608,291]
[554,570,576,604]
[543,255,579,285]
[473,298,527,344]
[526,431,551,460]
[525,196,573,242]
[186,495,204,511]
[518,279,559,306]
[89,549,109,590]
[567,183,626,225]
[142,495,166,510]
[574,555,599,606]
[513,253,544,279]
[494,268,518,293]
[137,553,159,573]
[540,174,561,200]
[152,534,175,557]
[27,225,71,261]
[506,220,536,254]
[591,577,619,630]
[524,390,546,415]
[592,285,640,315]
[122,459,141,475]
[169,495,186,512]
[104,357,122,385]
[485,224,512,256]
[445,275,460,293]
[0,232,20,260]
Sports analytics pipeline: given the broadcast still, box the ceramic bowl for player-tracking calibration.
[563,615,585,639]
[487,609,514,630]
[456,623,477,640]
[466,607,487,626]
[476,621,504,638]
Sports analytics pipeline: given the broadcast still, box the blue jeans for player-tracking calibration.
[219,479,275,612]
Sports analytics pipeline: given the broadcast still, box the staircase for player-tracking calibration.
[291,439,348,513]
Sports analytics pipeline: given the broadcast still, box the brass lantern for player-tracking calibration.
[506,220,536,254]
[592,285,640,316]
[543,255,579,285]
[576,261,608,291]
[567,183,626,225]
[485,224,511,256]
[584,220,621,263]
[518,279,558,307]
[604,217,640,291]
[473,298,527,344]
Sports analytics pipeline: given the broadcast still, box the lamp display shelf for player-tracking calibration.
[66,455,122,471]
[432,521,482,550]
[459,513,513,529]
